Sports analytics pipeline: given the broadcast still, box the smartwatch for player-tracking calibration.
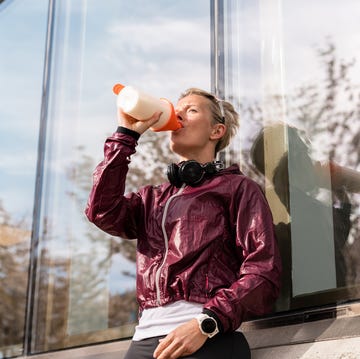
[195,313,219,338]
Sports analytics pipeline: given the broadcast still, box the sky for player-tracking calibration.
[0,0,48,223]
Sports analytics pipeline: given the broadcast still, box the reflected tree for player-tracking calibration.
[287,40,360,287]
[0,201,30,357]
[238,39,360,294]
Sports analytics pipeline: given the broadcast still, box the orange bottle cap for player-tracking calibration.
[113,83,125,94]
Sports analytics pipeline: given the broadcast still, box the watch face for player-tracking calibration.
[202,317,216,333]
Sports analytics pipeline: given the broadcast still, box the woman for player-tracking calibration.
[85,88,281,359]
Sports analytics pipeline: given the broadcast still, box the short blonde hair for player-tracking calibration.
[179,88,239,153]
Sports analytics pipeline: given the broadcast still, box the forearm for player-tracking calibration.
[85,130,141,237]
[203,273,279,332]
[204,180,282,332]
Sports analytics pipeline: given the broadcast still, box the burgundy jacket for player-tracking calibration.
[85,131,282,332]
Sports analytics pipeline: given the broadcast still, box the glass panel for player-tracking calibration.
[0,1,48,358]
[223,0,360,313]
[31,0,211,353]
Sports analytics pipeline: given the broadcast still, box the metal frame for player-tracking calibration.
[24,0,56,355]
[210,0,225,98]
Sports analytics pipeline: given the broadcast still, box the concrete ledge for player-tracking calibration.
[252,336,360,359]
[20,340,131,359]
[243,303,360,349]
[18,336,360,359]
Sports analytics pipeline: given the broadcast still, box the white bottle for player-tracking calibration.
[113,84,182,132]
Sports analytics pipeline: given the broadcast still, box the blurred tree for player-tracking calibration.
[0,201,30,357]
[237,40,360,294]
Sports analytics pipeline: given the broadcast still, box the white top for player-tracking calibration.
[132,300,203,341]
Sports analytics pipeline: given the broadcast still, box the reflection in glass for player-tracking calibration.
[250,124,359,309]
[223,0,360,312]
[0,1,48,358]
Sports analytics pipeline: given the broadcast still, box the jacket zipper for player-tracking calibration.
[205,273,209,297]
[155,184,186,305]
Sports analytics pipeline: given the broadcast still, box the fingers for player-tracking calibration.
[153,336,169,358]
[153,336,190,359]
[153,322,207,359]
[117,110,162,134]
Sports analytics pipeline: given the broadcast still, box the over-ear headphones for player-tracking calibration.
[167,160,224,187]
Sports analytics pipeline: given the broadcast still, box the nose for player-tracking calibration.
[175,108,184,122]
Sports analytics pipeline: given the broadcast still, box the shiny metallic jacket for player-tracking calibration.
[85,132,282,332]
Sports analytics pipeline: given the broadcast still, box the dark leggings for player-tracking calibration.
[124,331,251,359]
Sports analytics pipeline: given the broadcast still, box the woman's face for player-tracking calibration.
[170,94,218,161]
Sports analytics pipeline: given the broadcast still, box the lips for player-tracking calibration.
[172,123,184,133]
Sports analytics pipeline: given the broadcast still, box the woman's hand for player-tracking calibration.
[117,108,162,135]
[153,319,207,359]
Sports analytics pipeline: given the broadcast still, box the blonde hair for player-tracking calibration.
[179,88,239,153]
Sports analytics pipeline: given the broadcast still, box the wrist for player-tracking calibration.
[116,126,141,140]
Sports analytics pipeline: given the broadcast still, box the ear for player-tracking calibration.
[210,123,226,141]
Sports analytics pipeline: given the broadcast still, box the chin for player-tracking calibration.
[170,141,185,158]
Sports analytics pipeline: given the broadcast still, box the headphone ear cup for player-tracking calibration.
[179,160,204,186]
[167,163,182,187]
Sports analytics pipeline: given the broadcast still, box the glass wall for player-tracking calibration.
[29,0,211,354]
[1,0,360,358]
[223,0,360,312]
[0,0,48,358]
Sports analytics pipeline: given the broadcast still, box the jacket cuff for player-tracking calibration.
[202,308,224,333]
[116,126,141,141]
